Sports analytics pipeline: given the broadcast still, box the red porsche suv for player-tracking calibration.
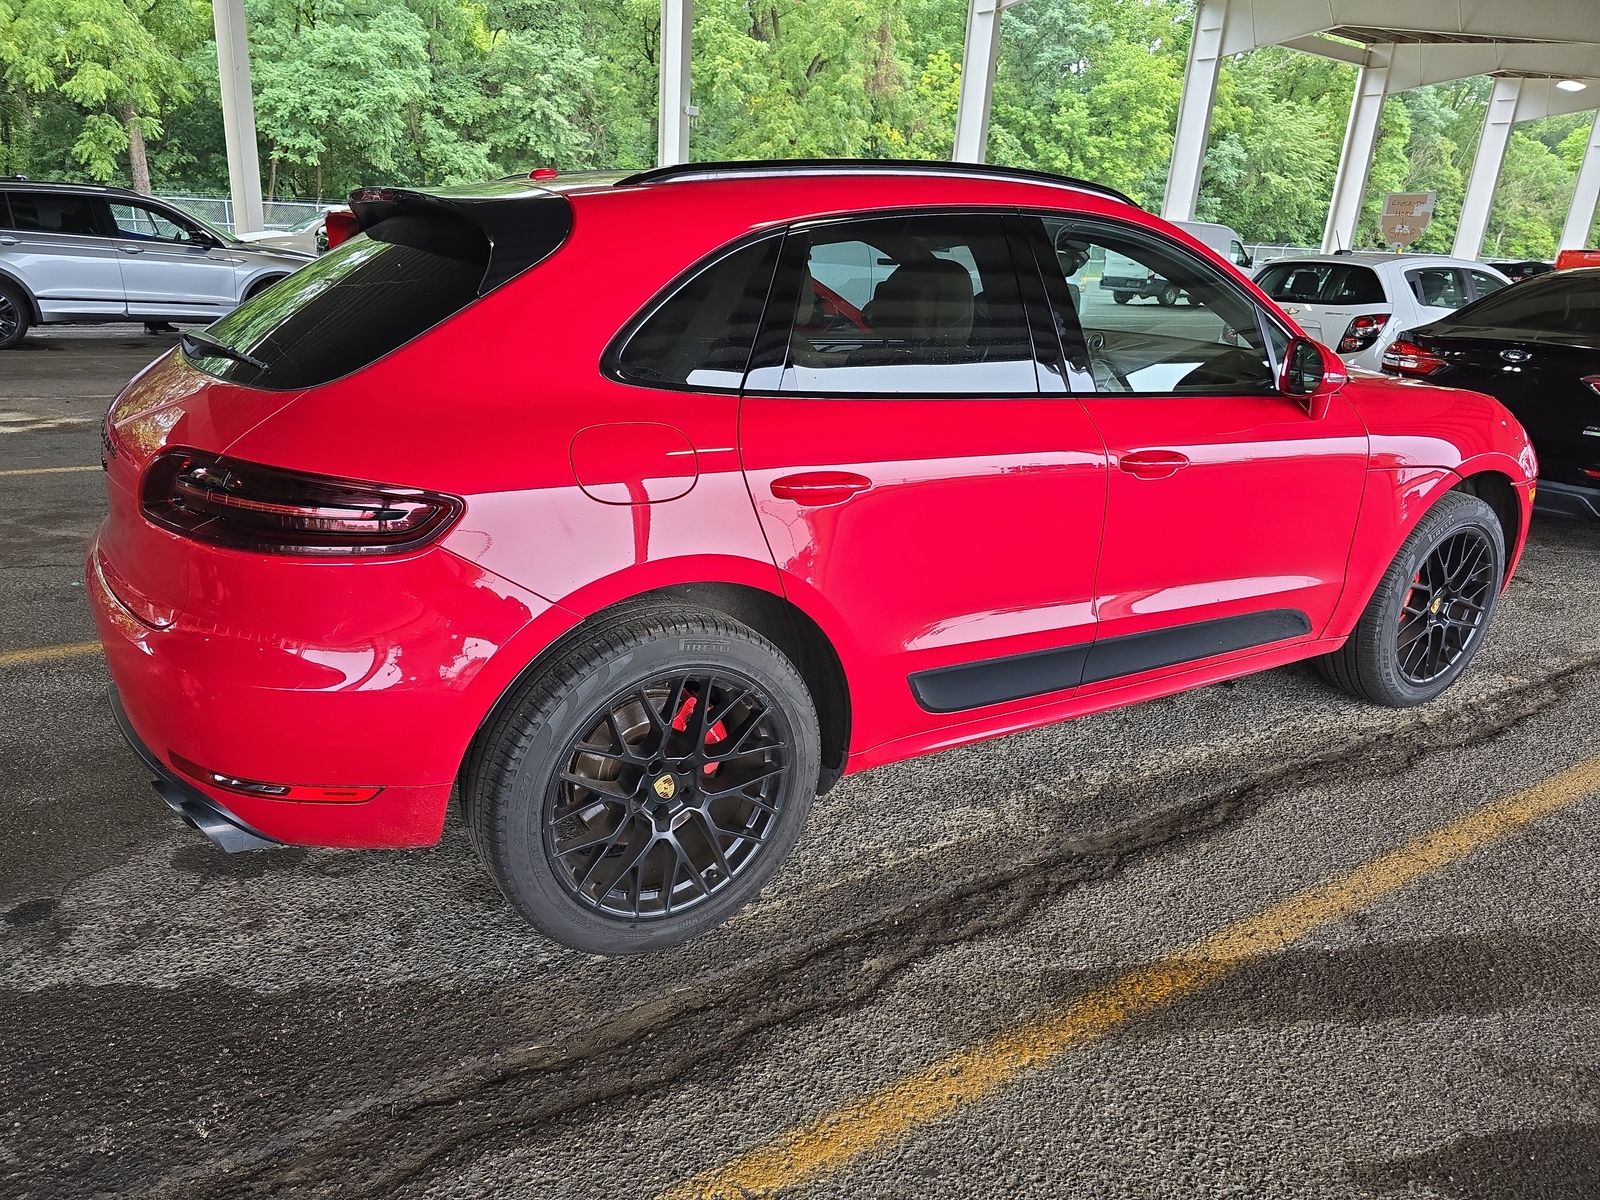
[90,161,1536,953]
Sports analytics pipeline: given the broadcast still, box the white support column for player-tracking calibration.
[1560,112,1600,251]
[1162,0,1227,223]
[212,0,263,234]
[952,0,1003,163]
[1321,50,1391,252]
[656,0,693,167]
[1453,75,1523,259]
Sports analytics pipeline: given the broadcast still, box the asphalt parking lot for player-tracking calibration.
[3,327,1600,1200]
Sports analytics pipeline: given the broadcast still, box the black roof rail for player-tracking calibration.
[617,158,1139,208]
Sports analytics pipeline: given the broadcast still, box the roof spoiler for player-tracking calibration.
[342,183,572,292]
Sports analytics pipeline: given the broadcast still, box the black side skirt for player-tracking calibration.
[909,609,1312,714]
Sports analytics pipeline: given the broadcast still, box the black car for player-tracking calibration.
[1383,268,1600,519]
[1486,259,1555,285]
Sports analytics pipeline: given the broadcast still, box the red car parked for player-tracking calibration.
[90,161,1536,953]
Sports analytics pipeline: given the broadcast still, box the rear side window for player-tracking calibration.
[182,205,556,390]
[612,237,780,391]
[6,191,102,236]
[1255,262,1383,305]
[1407,267,1468,309]
[753,213,1037,397]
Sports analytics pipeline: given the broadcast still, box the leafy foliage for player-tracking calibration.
[0,0,1590,254]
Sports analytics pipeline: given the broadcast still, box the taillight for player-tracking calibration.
[1382,339,1447,377]
[1581,375,1600,397]
[1339,312,1390,353]
[323,207,358,249]
[142,450,462,555]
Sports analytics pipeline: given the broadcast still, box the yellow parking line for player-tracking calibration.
[0,465,100,478]
[0,641,103,668]
[660,753,1600,1200]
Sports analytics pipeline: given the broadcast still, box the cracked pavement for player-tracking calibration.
[2,329,1599,1199]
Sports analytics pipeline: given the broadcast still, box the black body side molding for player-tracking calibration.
[909,609,1312,714]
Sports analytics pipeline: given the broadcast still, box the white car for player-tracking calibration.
[1252,252,1511,372]
[233,209,332,255]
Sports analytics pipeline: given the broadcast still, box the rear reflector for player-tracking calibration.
[1381,339,1447,377]
[142,450,462,555]
[172,754,381,803]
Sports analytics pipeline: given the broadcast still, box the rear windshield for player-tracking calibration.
[1446,272,1600,341]
[181,203,561,390]
[1255,262,1384,305]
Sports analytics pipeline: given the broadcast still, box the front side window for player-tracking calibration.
[110,203,199,243]
[1227,239,1248,267]
[1255,262,1384,305]
[766,213,1037,396]
[1037,216,1276,395]
[1407,267,1468,309]
[5,191,102,237]
[1467,270,1508,301]
[613,237,780,391]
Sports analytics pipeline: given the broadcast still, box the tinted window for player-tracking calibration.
[1039,217,1275,395]
[1468,269,1507,300]
[6,191,101,236]
[1407,267,1468,309]
[1448,274,1600,339]
[110,202,200,243]
[182,213,491,390]
[767,214,1036,396]
[1255,262,1384,304]
[614,237,780,390]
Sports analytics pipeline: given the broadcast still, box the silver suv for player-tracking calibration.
[0,179,313,349]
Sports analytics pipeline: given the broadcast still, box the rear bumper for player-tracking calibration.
[1534,480,1600,520]
[86,525,549,849]
[110,690,279,853]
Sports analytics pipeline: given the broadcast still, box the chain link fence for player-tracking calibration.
[156,195,327,234]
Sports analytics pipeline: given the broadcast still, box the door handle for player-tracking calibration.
[770,471,871,506]
[0,236,16,247]
[118,245,144,254]
[1118,450,1190,479]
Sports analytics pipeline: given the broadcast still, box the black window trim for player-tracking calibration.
[1017,208,1294,400]
[740,205,1045,402]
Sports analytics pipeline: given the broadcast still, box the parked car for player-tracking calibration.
[1383,267,1600,519]
[91,162,1535,953]
[1100,219,1252,305]
[0,179,313,349]
[1486,259,1554,285]
[233,208,334,256]
[1253,253,1510,372]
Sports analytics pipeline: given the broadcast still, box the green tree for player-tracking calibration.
[0,0,207,191]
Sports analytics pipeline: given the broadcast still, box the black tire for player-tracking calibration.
[1317,490,1505,707]
[243,275,286,302]
[0,281,31,349]
[1112,291,1131,305]
[1158,283,1181,307]
[463,603,821,954]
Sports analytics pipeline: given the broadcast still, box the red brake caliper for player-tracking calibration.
[670,694,726,775]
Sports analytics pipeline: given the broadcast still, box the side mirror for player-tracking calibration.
[1279,337,1346,419]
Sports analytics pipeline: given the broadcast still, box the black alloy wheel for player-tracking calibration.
[0,284,27,349]
[546,670,792,919]
[463,602,821,954]
[1394,528,1496,685]
[1317,490,1505,708]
